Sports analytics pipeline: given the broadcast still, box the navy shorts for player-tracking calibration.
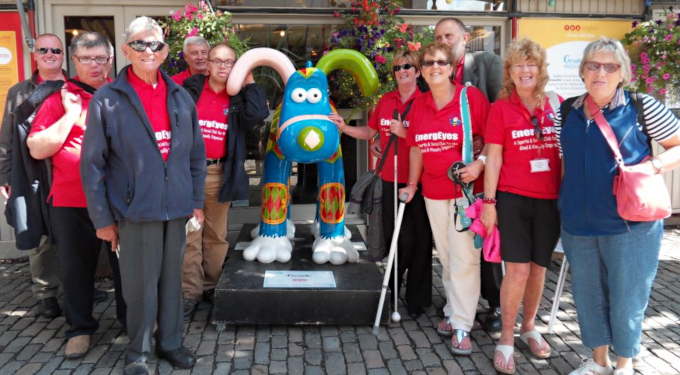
[496,191,560,268]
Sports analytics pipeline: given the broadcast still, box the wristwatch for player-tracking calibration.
[477,155,487,165]
[650,157,664,174]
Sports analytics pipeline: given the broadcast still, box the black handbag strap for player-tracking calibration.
[375,100,414,174]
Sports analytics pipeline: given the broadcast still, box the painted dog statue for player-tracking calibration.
[227,48,378,265]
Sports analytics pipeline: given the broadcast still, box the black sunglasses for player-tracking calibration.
[584,61,621,74]
[422,59,450,67]
[393,63,414,72]
[127,40,166,53]
[531,116,543,141]
[36,47,63,55]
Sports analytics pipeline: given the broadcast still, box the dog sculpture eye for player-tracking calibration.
[291,88,307,103]
[306,88,322,104]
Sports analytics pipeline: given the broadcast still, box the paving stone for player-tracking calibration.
[15,362,43,375]
[304,348,322,365]
[304,332,321,349]
[287,356,303,374]
[324,352,346,375]
[362,349,384,368]
[213,362,231,375]
[192,355,214,375]
[269,360,287,374]
[322,336,340,351]
[196,340,216,356]
[232,350,252,369]
[17,343,41,361]
[254,342,270,365]
[347,362,367,375]
[304,365,324,375]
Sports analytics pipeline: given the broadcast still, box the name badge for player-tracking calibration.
[530,158,550,173]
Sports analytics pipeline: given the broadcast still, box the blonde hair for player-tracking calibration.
[498,38,549,100]
[579,37,632,87]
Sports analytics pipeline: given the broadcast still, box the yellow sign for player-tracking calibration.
[518,19,633,98]
[0,31,20,119]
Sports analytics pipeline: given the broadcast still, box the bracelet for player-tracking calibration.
[407,182,418,191]
[482,197,497,205]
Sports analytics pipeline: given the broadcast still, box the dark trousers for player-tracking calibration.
[49,205,126,339]
[118,218,186,362]
[382,180,433,310]
[480,258,503,308]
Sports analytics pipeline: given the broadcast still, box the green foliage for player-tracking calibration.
[159,1,249,75]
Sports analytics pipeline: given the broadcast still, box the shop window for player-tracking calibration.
[63,17,116,78]
[217,0,507,11]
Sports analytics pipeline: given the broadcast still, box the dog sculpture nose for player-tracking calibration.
[297,126,325,152]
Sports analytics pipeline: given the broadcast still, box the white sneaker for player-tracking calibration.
[569,358,614,375]
[613,368,634,375]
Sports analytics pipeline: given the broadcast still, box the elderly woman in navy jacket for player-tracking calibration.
[81,17,206,375]
[181,42,269,317]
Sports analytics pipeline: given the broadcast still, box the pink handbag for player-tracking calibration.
[586,96,671,222]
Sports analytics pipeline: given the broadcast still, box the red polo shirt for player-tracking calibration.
[406,84,490,200]
[30,77,108,207]
[453,55,465,85]
[171,69,192,85]
[127,67,172,161]
[367,89,421,183]
[196,79,229,159]
[485,90,562,199]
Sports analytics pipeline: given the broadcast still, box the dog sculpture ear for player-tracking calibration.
[226,47,297,96]
[316,49,379,97]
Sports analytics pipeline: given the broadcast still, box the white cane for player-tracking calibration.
[373,193,408,334]
[391,111,401,324]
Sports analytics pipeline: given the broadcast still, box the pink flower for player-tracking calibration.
[375,55,387,64]
[631,64,636,70]
[399,23,409,33]
[186,27,199,38]
[197,13,203,20]
[631,77,636,83]
[185,12,193,21]
[640,52,648,59]
[185,3,197,13]
[643,64,651,72]
[660,88,668,95]
[647,87,654,93]
[665,34,674,41]
[663,73,671,80]
[172,12,182,21]
[407,41,421,51]
[333,11,340,17]
[646,77,654,84]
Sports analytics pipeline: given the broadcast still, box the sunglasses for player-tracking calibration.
[127,40,166,53]
[36,47,63,55]
[584,61,621,73]
[392,63,414,72]
[422,59,450,67]
[531,116,543,141]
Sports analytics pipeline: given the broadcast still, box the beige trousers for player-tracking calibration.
[424,197,481,331]
[182,164,230,300]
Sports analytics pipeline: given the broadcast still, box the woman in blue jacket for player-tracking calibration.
[556,37,680,375]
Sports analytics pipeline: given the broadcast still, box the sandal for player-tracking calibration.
[450,329,472,355]
[437,317,453,337]
[519,330,551,359]
[493,345,515,374]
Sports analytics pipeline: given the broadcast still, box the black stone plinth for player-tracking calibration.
[211,224,390,326]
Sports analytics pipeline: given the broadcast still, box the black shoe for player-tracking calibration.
[156,346,196,369]
[183,299,198,318]
[202,289,215,304]
[124,361,149,375]
[483,306,502,333]
[436,305,445,319]
[408,307,423,320]
[93,289,108,303]
[38,297,61,319]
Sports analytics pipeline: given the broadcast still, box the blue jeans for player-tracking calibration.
[561,221,663,358]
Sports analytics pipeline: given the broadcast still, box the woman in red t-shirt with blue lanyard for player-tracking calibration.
[399,44,490,355]
[481,39,561,374]
[329,50,433,319]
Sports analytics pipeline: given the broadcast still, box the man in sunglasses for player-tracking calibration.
[81,16,206,375]
[171,36,210,85]
[0,33,66,320]
[432,17,505,333]
[27,31,126,360]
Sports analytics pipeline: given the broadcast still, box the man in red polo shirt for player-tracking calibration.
[27,31,126,360]
[171,36,209,85]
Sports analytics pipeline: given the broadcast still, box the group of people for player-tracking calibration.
[1,17,268,375]
[335,17,680,375]
[1,13,679,375]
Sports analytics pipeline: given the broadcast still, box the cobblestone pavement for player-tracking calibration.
[1,226,679,375]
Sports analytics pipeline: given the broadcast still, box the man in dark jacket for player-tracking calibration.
[0,33,66,319]
[81,17,205,375]
[181,42,269,317]
[434,17,504,333]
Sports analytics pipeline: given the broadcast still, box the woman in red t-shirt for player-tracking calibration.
[399,44,490,356]
[329,50,433,319]
[481,39,561,374]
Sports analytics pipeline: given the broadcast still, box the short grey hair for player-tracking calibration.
[183,36,209,54]
[69,31,114,57]
[579,37,632,87]
[124,16,164,43]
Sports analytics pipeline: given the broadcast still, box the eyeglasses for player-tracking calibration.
[584,61,621,73]
[531,116,543,141]
[422,60,450,67]
[127,40,166,53]
[73,55,110,64]
[392,63,414,72]
[209,59,235,68]
[36,48,63,55]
